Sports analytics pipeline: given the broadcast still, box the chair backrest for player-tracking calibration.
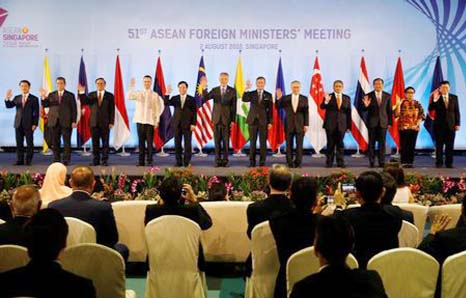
[249,221,280,298]
[398,220,419,248]
[442,250,466,298]
[394,203,428,244]
[145,215,206,298]
[0,245,29,273]
[367,248,439,298]
[62,243,126,298]
[428,204,462,230]
[286,246,358,297]
[65,217,96,247]
[200,201,251,262]
[112,200,156,262]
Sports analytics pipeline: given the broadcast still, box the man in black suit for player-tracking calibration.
[5,80,40,165]
[40,77,77,166]
[321,80,352,168]
[78,78,115,166]
[290,216,387,298]
[49,166,127,260]
[242,76,273,167]
[200,72,237,167]
[0,208,96,298]
[0,185,41,246]
[428,80,460,168]
[270,176,321,298]
[276,81,309,168]
[362,78,392,168]
[164,81,197,167]
[380,172,414,224]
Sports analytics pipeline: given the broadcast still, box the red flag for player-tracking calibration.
[153,56,173,150]
[76,55,91,147]
[390,57,405,148]
[307,57,327,152]
[268,57,286,151]
[113,55,131,150]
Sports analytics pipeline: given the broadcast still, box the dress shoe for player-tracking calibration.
[137,162,145,167]
[248,162,256,168]
[102,161,108,167]
[223,161,229,167]
[325,164,333,168]
[259,162,265,167]
[184,163,191,167]
[446,164,454,169]
[147,161,154,167]
[25,161,31,166]
[13,161,24,166]
[215,163,221,168]
[435,164,442,168]
[369,162,375,168]
[337,164,346,168]
[379,163,385,168]
[63,161,69,166]
[174,163,182,167]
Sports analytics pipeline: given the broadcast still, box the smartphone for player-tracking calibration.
[181,188,187,197]
[324,195,334,205]
[342,184,355,194]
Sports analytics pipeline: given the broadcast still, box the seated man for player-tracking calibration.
[380,172,414,224]
[0,185,41,246]
[0,208,96,298]
[290,216,387,298]
[270,176,322,298]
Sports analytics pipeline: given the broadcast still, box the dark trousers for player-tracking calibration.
[248,120,268,165]
[399,129,418,165]
[325,129,345,166]
[51,122,72,163]
[434,126,455,166]
[214,123,229,164]
[91,126,110,164]
[174,126,192,166]
[137,123,154,164]
[15,127,34,163]
[368,127,387,166]
[286,128,304,167]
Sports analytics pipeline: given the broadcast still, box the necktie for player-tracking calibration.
[444,96,448,109]
[221,87,226,97]
[22,94,27,108]
[292,95,298,113]
[258,90,263,103]
[98,92,103,107]
[58,92,63,104]
[377,93,382,106]
[181,96,185,109]
[337,94,342,110]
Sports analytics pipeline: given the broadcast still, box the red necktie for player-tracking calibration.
[98,92,103,107]
[337,94,342,110]
[58,93,63,104]
[22,95,27,108]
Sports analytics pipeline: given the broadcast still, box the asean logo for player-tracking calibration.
[0,8,7,28]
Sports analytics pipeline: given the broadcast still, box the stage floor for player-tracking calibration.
[0,152,465,177]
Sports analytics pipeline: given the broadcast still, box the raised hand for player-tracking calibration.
[129,77,136,89]
[165,84,172,96]
[276,88,283,99]
[363,95,371,107]
[77,84,86,94]
[245,79,252,91]
[200,76,207,89]
[429,214,451,235]
[5,89,13,99]
[324,93,331,103]
[39,87,48,99]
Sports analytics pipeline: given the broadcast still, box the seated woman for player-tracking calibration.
[39,162,72,207]
[385,166,414,203]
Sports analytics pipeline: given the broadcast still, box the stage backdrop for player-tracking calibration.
[0,0,465,149]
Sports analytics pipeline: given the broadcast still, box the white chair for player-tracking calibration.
[245,221,280,298]
[367,248,439,298]
[395,203,428,244]
[428,204,462,230]
[62,243,136,298]
[442,250,466,298]
[65,217,96,247]
[200,201,251,262]
[398,220,419,248]
[0,245,29,273]
[286,246,358,297]
[145,215,207,298]
[112,200,156,262]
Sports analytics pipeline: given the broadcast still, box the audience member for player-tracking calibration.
[39,162,72,206]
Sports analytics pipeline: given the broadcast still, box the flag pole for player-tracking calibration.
[352,49,367,159]
[272,49,285,158]
[114,48,131,157]
[391,49,402,159]
[155,49,170,157]
[311,49,325,159]
[77,48,92,157]
[195,48,208,157]
[41,48,53,156]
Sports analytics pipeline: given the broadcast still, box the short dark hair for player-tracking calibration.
[380,172,397,204]
[178,81,188,88]
[159,176,182,206]
[291,176,318,210]
[373,78,384,85]
[70,166,95,189]
[440,80,450,86]
[56,77,66,84]
[95,77,106,84]
[333,80,344,86]
[269,164,292,192]
[355,171,384,203]
[208,183,227,201]
[256,76,266,82]
[25,208,68,261]
[143,75,152,80]
[19,80,31,87]
[315,216,354,266]
[219,72,229,77]
[385,166,406,187]
[404,86,415,93]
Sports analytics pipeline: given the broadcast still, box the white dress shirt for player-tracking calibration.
[292,94,299,113]
[127,88,162,126]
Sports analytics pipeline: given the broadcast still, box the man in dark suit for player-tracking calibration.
[4,80,40,165]
[290,216,387,298]
[0,185,41,246]
[270,176,321,298]
[276,81,309,168]
[40,77,77,166]
[163,81,197,167]
[380,172,414,223]
[428,80,460,168]
[362,78,392,168]
[0,208,96,298]
[321,80,352,168]
[78,78,115,166]
[200,72,237,167]
[242,76,273,167]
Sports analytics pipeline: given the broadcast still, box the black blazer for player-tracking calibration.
[4,94,40,129]
[0,216,30,246]
[163,94,197,129]
[275,94,309,133]
[49,191,119,248]
[320,93,352,132]
[290,265,387,298]
[418,227,466,264]
[382,204,414,224]
[362,91,393,129]
[242,89,273,126]
[202,86,237,126]
[0,260,96,298]
[42,90,78,128]
[79,91,115,128]
[428,93,460,131]
[144,203,212,230]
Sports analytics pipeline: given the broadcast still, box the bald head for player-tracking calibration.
[69,166,95,192]
[11,185,41,217]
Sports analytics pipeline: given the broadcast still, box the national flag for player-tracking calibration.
[231,56,249,151]
[307,56,327,154]
[153,56,173,150]
[351,57,370,151]
[76,55,91,148]
[112,55,131,150]
[193,56,214,149]
[424,56,444,141]
[40,54,53,153]
[268,57,286,151]
[389,56,405,148]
